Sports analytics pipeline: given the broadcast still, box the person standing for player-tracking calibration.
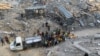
[47,25,50,31]
[44,22,51,31]
[0,38,5,46]
[4,36,10,44]
[45,22,48,27]
[84,53,88,56]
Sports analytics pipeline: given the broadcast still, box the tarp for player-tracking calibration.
[25,36,42,44]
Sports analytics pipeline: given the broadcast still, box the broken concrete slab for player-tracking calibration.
[73,41,92,54]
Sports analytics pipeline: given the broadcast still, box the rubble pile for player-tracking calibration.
[0,0,100,36]
[0,0,100,56]
[0,0,100,43]
[45,0,100,31]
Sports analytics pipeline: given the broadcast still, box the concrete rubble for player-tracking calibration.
[0,0,100,56]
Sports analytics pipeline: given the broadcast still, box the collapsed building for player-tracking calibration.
[52,5,75,30]
[18,0,100,31]
[0,0,100,38]
[47,0,100,30]
[25,5,46,19]
[0,0,100,56]
[0,3,12,20]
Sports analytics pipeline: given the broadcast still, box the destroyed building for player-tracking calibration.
[0,0,100,56]
[25,5,46,19]
[0,0,100,37]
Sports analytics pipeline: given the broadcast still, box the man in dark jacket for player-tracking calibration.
[0,38,5,46]
[84,53,88,56]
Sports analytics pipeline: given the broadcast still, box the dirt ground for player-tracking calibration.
[0,44,46,56]
[72,28,100,37]
[0,28,100,56]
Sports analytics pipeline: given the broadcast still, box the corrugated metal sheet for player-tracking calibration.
[57,5,73,19]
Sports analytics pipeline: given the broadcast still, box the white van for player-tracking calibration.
[10,36,23,51]
[10,36,42,51]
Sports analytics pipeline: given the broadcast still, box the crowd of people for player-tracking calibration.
[0,22,76,47]
[34,22,76,47]
[35,29,65,47]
